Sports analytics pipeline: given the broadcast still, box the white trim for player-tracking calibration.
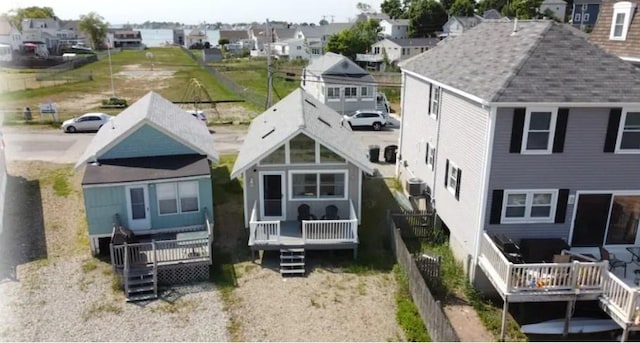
[446,161,459,196]
[357,170,362,225]
[288,169,349,201]
[615,108,640,154]
[402,69,490,107]
[396,72,407,177]
[259,171,286,221]
[430,85,441,119]
[125,184,151,230]
[155,180,200,216]
[493,102,640,107]
[472,105,497,281]
[609,1,636,40]
[521,107,558,154]
[568,190,640,247]
[243,171,249,228]
[620,56,640,63]
[82,175,209,189]
[500,189,559,224]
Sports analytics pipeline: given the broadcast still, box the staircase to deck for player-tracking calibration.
[124,266,158,302]
[280,248,305,276]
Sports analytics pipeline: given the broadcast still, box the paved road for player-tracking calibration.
[3,117,400,176]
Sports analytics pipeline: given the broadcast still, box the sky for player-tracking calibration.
[0,0,385,25]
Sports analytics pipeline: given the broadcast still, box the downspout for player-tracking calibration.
[396,71,407,177]
[471,105,497,282]
[432,88,444,203]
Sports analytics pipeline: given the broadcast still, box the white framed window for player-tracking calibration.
[425,142,435,169]
[447,162,459,195]
[344,87,357,101]
[501,190,558,223]
[289,170,347,200]
[610,1,636,40]
[360,86,371,99]
[430,86,441,119]
[327,87,340,101]
[157,181,200,215]
[616,109,640,152]
[521,107,558,154]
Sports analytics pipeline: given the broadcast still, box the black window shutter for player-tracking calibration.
[509,108,526,153]
[425,142,430,164]
[431,147,435,171]
[604,108,622,153]
[427,84,432,114]
[455,169,462,200]
[555,189,570,223]
[553,108,569,153]
[489,189,504,224]
[444,159,449,188]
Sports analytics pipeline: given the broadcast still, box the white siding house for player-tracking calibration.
[379,19,410,39]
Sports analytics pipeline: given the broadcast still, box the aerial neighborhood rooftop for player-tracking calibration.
[1,0,640,341]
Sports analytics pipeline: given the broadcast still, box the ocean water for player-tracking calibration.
[138,29,221,47]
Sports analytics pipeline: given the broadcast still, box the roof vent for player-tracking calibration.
[511,18,519,35]
[262,127,275,139]
[304,98,317,108]
[318,116,331,127]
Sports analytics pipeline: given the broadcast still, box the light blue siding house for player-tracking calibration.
[397,21,640,338]
[76,91,219,301]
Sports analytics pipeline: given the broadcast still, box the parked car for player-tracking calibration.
[61,113,112,133]
[342,110,387,131]
[185,110,208,126]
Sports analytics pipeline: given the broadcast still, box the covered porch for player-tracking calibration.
[477,232,640,341]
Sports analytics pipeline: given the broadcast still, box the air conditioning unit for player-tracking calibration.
[406,177,425,196]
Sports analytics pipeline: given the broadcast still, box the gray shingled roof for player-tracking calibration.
[76,91,219,168]
[297,23,353,38]
[306,52,376,83]
[387,38,440,47]
[400,20,640,103]
[231,88,374,179]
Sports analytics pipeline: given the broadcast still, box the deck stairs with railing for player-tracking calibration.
[124,266,157,302]
[280,247,305,276]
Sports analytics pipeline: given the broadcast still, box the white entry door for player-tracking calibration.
[126,184,150,230]
[259,172,286,221]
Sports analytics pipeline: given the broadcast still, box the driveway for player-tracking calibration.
[3,118,401,177]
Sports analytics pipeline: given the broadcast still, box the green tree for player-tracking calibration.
[476,0,508,15]
[218,38,229,46]
[449,0,476,16]
[381,0,407,18]
[326,19,381,60]
[78,12,108,50]
[2,6,55,30]
[357,2,373,13]
[407,0,448,37]
[501,0,543,18]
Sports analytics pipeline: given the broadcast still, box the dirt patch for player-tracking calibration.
[444,304,494,341]
[230,259,405,342]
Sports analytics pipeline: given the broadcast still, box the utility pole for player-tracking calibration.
[265,18,273,109]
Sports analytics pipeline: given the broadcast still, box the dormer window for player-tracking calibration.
[610,1,636,40]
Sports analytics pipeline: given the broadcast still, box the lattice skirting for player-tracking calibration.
[158,264,210,285]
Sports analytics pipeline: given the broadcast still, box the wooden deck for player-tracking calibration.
[477,232,640,341]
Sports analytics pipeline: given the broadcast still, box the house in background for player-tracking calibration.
[219,29,251,53]
[272,38,310,60]
[397,20,640,337]
[441,16,483,38]
[540,0,568,20]
[21,18,60,54]
[294,23,353,57]
[357,38,440,71]
[301,52,378,114]
[107,29,143,49]
[185,29,207,48]
[231,88,374,275]
[589,0,639,64]
[75,91,218,301]
[0,20,22,53]
[379,19,410,39]
[571,0,601,31]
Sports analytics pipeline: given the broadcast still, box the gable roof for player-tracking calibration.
[76,91,218,169]
[400,20,640,104]
[231,88,374,179]
[0,20,17,35]
[589,0,640,62]
[297,23,353,38]
[382,19,410,26]
[306,52,376,83]
[483,9,503,19]
[274,28,297,41]
[219,30,249,41]
[386,38,440,47]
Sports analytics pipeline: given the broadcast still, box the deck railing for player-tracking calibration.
[601,270,640,322]
[110,208,212,269]
[479,233,607,294]
[302,200,358,243]
[249,201,280,245]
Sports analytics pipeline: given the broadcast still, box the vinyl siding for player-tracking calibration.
[397,73,438,194]
[485,107,640,242]
[432,90,489,260]
[83,177,213,235]
[100,124,197,160]
[320,79,378,115]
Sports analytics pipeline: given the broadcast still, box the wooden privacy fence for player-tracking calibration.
[392,210,441,241]
[416,253,442,282]
[388,211,459,342]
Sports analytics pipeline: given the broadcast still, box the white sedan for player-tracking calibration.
[61,113,112,133]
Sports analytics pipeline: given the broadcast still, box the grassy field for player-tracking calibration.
[0,47,239,111]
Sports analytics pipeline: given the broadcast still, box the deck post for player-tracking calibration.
[353,247,358,260]
[621,325,630,342]
[562,298,575,337]
[500,297,509,341]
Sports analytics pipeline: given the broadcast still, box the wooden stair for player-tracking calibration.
[124,266,158,302]
[280,248,305,276]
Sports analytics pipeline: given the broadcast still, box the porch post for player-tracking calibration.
[621,325,630,342]
[500,297,509,341]
[562,298,575,337]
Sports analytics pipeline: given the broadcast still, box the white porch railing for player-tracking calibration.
[249,201,280,245]
[602,270,640,322]
[302,200,358,244]
[110,208,212,269]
